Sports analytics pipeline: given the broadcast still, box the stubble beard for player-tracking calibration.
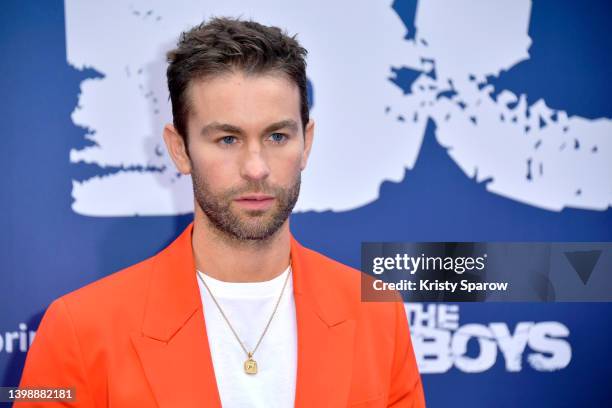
[191,167,301,243]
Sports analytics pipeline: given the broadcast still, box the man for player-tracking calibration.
[18,17,425,407]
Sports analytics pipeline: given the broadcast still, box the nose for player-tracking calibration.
[240,144,270,181]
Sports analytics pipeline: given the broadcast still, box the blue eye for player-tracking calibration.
[220,135,237,145]
[269,133,287,143]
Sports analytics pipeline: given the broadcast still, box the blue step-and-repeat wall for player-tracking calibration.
[2,0,612,406]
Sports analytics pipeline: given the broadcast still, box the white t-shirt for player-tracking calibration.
[196,266,297,408]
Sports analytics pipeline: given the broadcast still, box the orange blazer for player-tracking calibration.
[18,224,425,407]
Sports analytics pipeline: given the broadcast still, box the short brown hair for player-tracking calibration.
[166,17,309,142]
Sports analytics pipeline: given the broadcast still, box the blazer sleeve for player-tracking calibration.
[387,300,426,408]
[15,298,96,408]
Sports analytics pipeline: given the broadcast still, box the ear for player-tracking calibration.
[163,124,192,174]
[300,119,315,171]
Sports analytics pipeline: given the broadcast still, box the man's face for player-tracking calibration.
[169,71,313,241]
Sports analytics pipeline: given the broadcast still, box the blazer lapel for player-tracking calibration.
[130,224,221,408]
[291,237,357,407]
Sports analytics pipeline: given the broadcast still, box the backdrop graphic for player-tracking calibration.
[1,0,611,406]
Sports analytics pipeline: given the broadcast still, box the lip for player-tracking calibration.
[236,194,274,201]
[234,195,275,211]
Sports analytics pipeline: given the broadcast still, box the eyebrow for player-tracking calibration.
[200,119,299,137]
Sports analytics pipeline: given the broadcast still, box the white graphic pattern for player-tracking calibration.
[65,0,612,216]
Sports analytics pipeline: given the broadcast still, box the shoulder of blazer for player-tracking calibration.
[290,237,398,328]
[56,246,161,336]
[57,223,196,327]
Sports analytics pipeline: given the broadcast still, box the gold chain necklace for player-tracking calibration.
[196,267,291,375]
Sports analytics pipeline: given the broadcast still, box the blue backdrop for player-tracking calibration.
[1,1,611,406]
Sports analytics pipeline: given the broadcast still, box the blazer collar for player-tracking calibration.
[141,223,200,342]
[290,235,354,326]
[142,223,354,341]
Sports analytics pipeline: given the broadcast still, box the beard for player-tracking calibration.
[191,167,301,242]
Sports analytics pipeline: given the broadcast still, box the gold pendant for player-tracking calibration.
[244,353,258,375]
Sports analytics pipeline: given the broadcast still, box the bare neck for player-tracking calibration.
[191,210,291,283]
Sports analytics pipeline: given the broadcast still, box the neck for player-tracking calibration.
[191,208,291,283]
